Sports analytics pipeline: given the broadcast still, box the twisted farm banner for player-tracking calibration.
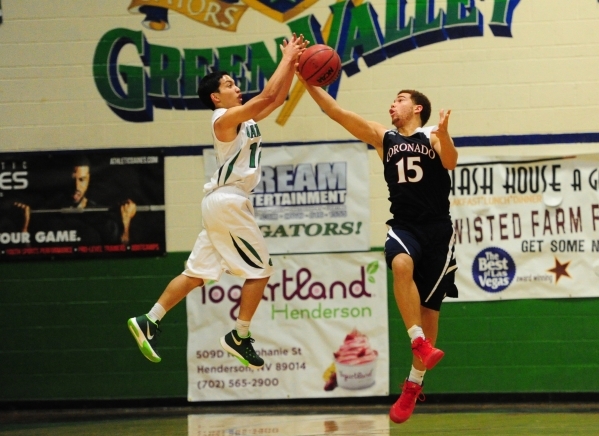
[451,154,599,302]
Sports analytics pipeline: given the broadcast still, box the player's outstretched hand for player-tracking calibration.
[431,109,451,139]
[431,109,458,170]
[280,33,309,63]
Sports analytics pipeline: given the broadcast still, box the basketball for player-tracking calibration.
[298,44,342,87]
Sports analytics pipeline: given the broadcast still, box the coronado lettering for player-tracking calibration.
[93,0,521,122]
[386,142,436,162]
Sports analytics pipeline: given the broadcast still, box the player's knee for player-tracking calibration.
[183,274,204,289]
[391,254,413,276]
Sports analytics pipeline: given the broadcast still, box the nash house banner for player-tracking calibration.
[204,142,370,254]
[186,251,388,402]
[451,154,599,302]
[0,150,165,260]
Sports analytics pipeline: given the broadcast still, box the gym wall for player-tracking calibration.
[1,0,599,402]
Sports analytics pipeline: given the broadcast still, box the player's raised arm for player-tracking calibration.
[253,36,310,121]
[219,34,307,129]
[430,109,458,170]
[296,72,387,158]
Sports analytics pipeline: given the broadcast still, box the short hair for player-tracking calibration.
[198,71,228,110]
[72,155,90,169]
[398,89,431,126]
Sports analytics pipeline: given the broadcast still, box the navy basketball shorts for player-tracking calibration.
[384,221,458,311]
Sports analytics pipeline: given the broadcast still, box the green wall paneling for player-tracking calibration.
[2,252,599,402]
[1,254,190,401]
[387,266,599,394]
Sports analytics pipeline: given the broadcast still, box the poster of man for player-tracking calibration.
[0,150,165,260]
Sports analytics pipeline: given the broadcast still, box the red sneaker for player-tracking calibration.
[389,380,425,424]
[411,337,444,370]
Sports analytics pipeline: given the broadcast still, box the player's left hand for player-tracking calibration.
[281,33,309,63]
[431,109,451,138]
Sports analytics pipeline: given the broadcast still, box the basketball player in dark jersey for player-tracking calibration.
[298,77,458,424]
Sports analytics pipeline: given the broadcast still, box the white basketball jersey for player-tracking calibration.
[203,108,263,195]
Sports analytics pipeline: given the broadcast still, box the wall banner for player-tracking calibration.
[186,251,388,402]
[451,154,599,302]
[204,142,370,254]
[0,150,165,261]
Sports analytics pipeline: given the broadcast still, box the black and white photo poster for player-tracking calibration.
[0,150,165,260]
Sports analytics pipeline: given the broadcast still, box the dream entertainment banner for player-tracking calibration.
[0,150,165,261]
[186,251,388,401]
[451,154,599,302]
[203,142,370,254]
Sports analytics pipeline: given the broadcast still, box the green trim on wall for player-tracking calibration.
[1,254,190,401]
[2,252,598,401]
[387,269,599,394]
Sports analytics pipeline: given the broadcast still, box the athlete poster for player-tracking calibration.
[186,251,388,401]
[0,150,165,261]
[203,142,370,254]
[451,154,599,302]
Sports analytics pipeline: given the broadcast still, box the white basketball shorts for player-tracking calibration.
[183,187,274,281]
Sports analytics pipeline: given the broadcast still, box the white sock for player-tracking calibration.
[235,318,251,338]
[407,365,426,386]
[147,303,166,323]
[407,325,425,342]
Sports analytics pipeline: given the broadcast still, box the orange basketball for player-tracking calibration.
[298,44,342,87]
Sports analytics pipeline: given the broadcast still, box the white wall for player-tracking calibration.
[1,0,599,251]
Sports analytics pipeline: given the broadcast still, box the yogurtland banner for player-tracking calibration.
[186,251,388,401]
[0,150,165,261]
[204,142,370,254]
[451,154,599,302]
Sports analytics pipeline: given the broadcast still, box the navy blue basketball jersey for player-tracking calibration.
[382,127,451,225]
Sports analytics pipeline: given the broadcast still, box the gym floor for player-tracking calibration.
[2,398,599,436]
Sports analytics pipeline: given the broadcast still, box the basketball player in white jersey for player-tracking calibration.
[128,34,308,369]
[298,74,458,424]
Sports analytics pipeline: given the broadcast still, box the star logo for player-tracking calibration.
[547,257,571,284]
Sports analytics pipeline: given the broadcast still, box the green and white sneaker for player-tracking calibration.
[127,315,161,363]
[220,330,264,369]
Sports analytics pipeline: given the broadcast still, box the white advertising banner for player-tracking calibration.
[452,154,599,302]
[186,251,389,401]
[203,142,370,254]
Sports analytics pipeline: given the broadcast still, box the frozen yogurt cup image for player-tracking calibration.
[323,329,378,390]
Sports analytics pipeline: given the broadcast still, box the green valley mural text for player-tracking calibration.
[93,0,520,122]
